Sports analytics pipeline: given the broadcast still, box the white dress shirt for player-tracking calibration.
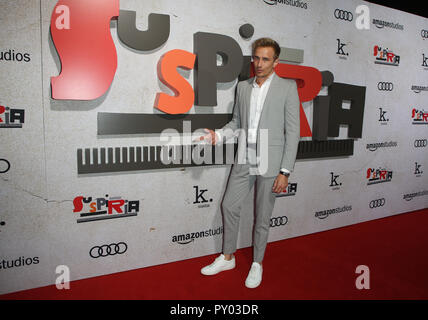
[248,72,274,144]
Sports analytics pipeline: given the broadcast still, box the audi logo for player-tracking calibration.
[414,139,428,148]
[270,216,288,227]
[334,9,353,21]
[89,242,128,258]
[0,159,10,173]
[377,82,394,91]
[369,198,386,209]
[422,29,428,39]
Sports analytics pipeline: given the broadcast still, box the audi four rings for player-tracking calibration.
[369,198,386,208]
[422,29,428,39]
[414,139,428,148]
[0,159,11,173]
[270,216,288,227]
[377,82,394,91]
[90,242,128,258]
[334,9,353,21]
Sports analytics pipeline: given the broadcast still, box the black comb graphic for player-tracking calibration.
[77,140,353,174]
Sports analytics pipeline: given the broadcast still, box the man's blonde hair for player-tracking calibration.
[252,38,281,60]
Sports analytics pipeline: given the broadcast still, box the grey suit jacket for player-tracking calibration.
[221,72,300,178]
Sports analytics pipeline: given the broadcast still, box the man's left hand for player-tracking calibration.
[272,174,288,194]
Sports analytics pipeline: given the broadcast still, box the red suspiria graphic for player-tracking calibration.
[73,196,129,214]
[0,106,4,123]
[276,63,322,137]
[107,199,125,214]
[412,108,428,121]
[251,63,323,138]
[72,196,84,212]
[50,0,119,100]
[367,168,388,180]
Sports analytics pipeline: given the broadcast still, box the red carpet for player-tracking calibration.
[1,209,427,300]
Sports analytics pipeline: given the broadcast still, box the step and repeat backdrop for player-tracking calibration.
[0,0,427,294]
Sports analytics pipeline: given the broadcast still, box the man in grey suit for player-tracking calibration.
[199,38,300,288]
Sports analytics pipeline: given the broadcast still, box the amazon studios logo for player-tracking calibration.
[0,256,40,270]
[411,85,428,93]
[403,190,428,201]
[172,226,223,245]
[315,205,352,219]
[263,0,308,9]
[0,49,31,63]
[366,141,398,152]
[372,18,404,31]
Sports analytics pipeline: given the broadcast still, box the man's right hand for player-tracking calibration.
[198,128,218,145]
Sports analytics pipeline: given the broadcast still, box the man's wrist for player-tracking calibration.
[279,170,290,177]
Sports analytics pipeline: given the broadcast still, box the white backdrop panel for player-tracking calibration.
[0,0,427,294]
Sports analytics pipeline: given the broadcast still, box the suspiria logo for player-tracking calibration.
[50,0,315,111]
[412,108,428,124]
[366,168,393,185]
[374,45,400,66]
[0,104,25,128]
[50,0,367,176]
[73,195,139,223]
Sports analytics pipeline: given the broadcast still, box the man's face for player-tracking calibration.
[253,46,279,79]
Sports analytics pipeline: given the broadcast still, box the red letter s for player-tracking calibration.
[50,0,119,100]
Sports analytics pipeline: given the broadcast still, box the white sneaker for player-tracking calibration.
[245,262,263,288]
[201,254,235,275]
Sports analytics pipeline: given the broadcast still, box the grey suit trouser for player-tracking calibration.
[222,163,277,263]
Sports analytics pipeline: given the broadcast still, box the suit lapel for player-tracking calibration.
[243,79,252,130]
[258,72,279,130]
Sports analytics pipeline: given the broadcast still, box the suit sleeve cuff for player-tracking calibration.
[215,130,223,144]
